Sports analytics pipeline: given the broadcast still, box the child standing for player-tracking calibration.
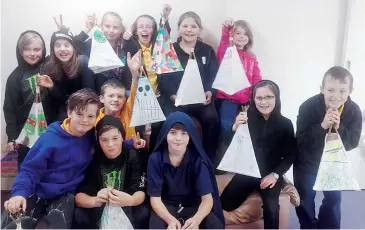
[216,18,262,137]
[294,66,362,229]
[158,11,220,160]
[3,30,56,168]
[38,28,96,120]
[2,89,101,229]
[147,111,224,229]
[220,80,295,229]
[73,116,149,229]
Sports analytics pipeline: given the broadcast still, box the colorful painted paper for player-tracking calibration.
[314,133,360,191]
[151,26,183,74]
[88,26,124,74]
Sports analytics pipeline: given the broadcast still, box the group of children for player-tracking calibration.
[2,4,363,230]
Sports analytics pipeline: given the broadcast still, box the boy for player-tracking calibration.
[147,111,224,229]
[95,51,146,149]
[2,89,101,229]
[294,66,362,229]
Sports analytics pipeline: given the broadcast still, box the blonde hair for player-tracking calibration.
[18,32,44,54]
[101,12,126,44]
[178,11,203,29]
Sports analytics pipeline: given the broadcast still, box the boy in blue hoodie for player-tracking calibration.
[2,88,101,229]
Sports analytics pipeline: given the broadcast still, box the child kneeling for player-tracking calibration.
[147,112,224,229]
[73,116,149,229]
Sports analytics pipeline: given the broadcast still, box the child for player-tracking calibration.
[74,12,131,94]
[294,66,362,229]
[3,30,56,168]
[123,5,172,152]
[158,11,220,160]
[73,116,149,229]
[1,89,101,229]
[219,80,296,229]
[216,18,262,137]
[38,27,96,120]
[147,111,224,229]
[95,51,146,149]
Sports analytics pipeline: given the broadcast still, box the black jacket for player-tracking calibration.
[223,80,296,177]
[3,30,57,142]
[295,93,362,173]
[159,39,218,102]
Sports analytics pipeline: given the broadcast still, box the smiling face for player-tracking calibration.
[99,127,123,159]
[101,14,123,44]
[179,17,201,44]
[167,124,189,156]
[321,75,352,109]
[136,16,155,46]
[67,104,98,136]
[233,26,249,49]
[254,86,276,117]
[100,86,126,115]
[21,38,44,65]
[54,39,74,63]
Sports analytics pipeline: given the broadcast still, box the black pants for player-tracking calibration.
[220,174,282,229]
[72,202,150,229]
[149,204,223,229]
[1,194,74,229]
[16,145,30,169]
[163,102,219,161]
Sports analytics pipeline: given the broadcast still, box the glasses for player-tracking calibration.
[255,96,275,102]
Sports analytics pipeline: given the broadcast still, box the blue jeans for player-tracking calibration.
[219,99,240,137]
[294,168,342,229]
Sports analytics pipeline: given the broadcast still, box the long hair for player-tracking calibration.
[177,11,203,42]
[132,14,158,42]
[100,11,126,46]
[234,20,253,52]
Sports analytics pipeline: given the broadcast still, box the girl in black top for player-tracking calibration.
[73,116,149,229]
[219,80,296,229]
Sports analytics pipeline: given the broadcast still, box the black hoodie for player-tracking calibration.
[223,80,296,177]
[3,30,56,143]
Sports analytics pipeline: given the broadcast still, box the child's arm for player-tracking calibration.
[273,120,295,176]
[73,31,92,57]
[251,58,262,85]
[338,104,363,151]
[11,134,52,198]
[183,194,213,228]
[158,72,179,101]
[127,149,146,206]
[79,55,96,92]
[217,25,231,63]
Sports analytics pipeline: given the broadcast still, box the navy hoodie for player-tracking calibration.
[158,39,218,102]
[11,121,95,199]
[3,30,56,142]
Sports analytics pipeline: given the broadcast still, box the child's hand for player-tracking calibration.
[321,109,336,130]
[133,132,146,149]
[85,13,97,34]
[167,217,181,230]
[170,95,177,102]
[232,112,248,131]
[37,75,54,89]
[162,4,172,20]
[260,173,278,189]
[4,196,26,214]
[53,14,68,30]
[223,18,234,28]
[204,91,212,105]
[94,188,108,207]
[127,51,142,79]
[182,217,200,229]
[330,110,341,130]
[4,142,15,152]
[108,189,134,207]
[123,28,133,41]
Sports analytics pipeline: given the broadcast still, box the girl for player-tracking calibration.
[73,115,149,229]
[219,80,295,229]
[74,12,130,95]
[158,11,220,161]
[3,30,56,168]
[38,27,96,120]
[123,4,172,153]
[216,18,262,137]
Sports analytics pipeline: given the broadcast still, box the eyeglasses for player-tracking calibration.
[255,96,275,102]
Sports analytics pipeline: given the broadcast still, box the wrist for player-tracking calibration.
[271,172,279,180]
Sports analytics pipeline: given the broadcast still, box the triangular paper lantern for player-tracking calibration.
[151,27,184,74]
[88,27,124,74]
[314,133,360,191]
[100,204,134,229]
[16,86,47,148]
[213,46,251,95]
[217,124,261,178]
[175,59,206,106]
[130,76,166,127]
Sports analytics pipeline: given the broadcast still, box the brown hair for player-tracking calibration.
[100,79,125,95]
[66,88,101,114]
[178,11,203,29]
[170,123,187,131]
[101,11,126,45]
[18,32,45,55]
[97,125,122,137]
[322,66,354,89]
[132,14,158,42]
[234,20,253,51]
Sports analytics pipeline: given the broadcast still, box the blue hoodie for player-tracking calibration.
[11,121,95,199]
